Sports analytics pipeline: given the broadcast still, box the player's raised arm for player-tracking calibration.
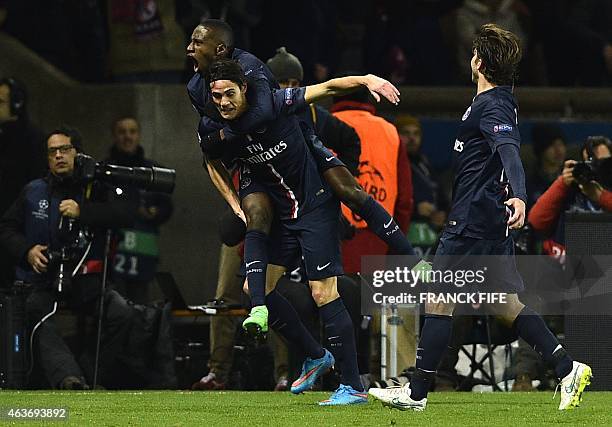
[304,74,400,105]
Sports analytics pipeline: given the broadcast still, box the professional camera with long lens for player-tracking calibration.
[74,153,176,194]
[572,158,612,188]
[46,154,177,292]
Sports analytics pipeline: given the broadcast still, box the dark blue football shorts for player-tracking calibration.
[268,197,343,281]
[432,231,525,293]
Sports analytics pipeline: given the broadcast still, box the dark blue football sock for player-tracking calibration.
[244,230,268,307]
[266,290,325,360]
[410,314,452,400]
[512,306,573,379]
[319,297,363,392]
[357,196,415,256]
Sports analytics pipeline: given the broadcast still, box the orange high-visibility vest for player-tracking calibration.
[333,109,399,228]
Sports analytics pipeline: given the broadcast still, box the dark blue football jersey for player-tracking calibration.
[445,86,521,239]
[224,87,332,220]
[187,48,279,116]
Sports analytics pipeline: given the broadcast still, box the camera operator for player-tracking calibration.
[0,125,137,390]
[105,116,173,303]
[529,136,612,262]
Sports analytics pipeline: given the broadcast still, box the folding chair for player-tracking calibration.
[458,315,517,391]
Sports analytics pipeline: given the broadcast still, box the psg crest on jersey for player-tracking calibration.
[240,177,251,190]
[461,106,471,121]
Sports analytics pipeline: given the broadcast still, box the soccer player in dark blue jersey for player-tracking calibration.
[186,21,422,335]
[369,24,591,412]
[201,59,403,405]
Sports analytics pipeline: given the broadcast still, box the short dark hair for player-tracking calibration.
[0,77,27,117]
[46,124,83,152]
[582,136,612,160]
[201,19,234,50]
[472,23,522,86]
[208,59,246,86]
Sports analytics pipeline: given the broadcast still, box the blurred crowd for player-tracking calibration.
[1,0,611,86]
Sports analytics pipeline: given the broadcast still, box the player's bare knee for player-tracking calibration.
[311,288,338,306]
[491,295,524,324]
[309,278,339,307]
[244,205,272,233]
[242,194,273,233]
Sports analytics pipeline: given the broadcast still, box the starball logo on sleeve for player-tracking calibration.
[493,124,513,133]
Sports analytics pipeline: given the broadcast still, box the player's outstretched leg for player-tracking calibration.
[356,195,416,256]
[512,306,592,410]
[322,166,416,256]
[263,289,333,393]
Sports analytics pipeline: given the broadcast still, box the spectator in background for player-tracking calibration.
[0,77,46,287]
[395,114,448,257]
[527,123,567,208]
[106,0,186,83]
[105,116,173,303]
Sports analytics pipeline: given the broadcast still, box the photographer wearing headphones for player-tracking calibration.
[0,77,46,287]
[0,125,137,390]
[529,136,612,261]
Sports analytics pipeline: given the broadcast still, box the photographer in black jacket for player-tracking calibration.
[0,125,137,389]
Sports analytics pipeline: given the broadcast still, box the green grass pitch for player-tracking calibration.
[1,391,610,426]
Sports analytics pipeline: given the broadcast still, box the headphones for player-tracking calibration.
[0,77,27,117]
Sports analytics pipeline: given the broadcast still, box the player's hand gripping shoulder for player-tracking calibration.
[505,198,525,229]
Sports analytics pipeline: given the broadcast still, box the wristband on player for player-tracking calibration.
[199,130,224,159]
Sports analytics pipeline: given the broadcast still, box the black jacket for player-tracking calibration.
[0,173,138,284]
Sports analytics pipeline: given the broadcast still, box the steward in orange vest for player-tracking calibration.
[331,90,414,273]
